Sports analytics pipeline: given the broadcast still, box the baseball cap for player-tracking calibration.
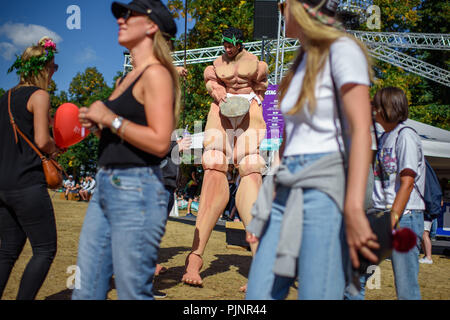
[112,0,177,38]
[300,0,339,17]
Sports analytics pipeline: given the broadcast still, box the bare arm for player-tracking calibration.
[28,90,60,156]
[341,83,380,269]
[391,170,415,227]
[251,61,269,102]
[204,65,227,103]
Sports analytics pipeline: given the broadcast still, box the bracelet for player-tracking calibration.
[391,209,401,228]
[119,120,130,141]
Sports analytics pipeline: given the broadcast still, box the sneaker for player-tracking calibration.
[185,213,196,218]
[419,257,433,264]
[153,290,167,299]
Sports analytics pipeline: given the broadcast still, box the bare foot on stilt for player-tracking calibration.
[181,252,203,286]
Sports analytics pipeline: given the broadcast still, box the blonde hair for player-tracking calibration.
[279,0,373,115]
[15,45,53,91]
[152,29,181,129]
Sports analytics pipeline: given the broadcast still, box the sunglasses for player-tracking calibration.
[278,2,286,16]
[50,63,59,72]
[117,9,145,21]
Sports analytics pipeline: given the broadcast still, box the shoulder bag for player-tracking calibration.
[7,90,64,189]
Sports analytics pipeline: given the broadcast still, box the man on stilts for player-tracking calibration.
[182,27,268,291]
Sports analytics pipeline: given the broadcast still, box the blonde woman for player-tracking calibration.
[246,0,379,299]
[72,0,180,300]
[0,37,63,299]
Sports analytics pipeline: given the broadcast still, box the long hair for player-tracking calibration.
[15,45,53,90]
[152,29,181,129]
[279,0,373,115]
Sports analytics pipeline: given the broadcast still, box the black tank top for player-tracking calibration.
[98,65,163,167]
[0,86,46,189]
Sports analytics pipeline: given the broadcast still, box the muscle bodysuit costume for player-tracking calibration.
[182,30,268,286]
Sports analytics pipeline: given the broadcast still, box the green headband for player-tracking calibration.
[222,35,243,46]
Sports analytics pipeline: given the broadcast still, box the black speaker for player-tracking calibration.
[253,0,279,40]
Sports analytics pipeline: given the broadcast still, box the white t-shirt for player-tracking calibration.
[280,37,370,155]
[372,123,426,211]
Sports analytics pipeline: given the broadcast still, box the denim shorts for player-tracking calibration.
[72,166,169,300]
[246,153,349,300]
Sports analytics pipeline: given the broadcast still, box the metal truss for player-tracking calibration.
[351,31,450,51]
[124,30,450,86]
[369,45,450,87]
[168,31,450,65]
[123,0,449,87]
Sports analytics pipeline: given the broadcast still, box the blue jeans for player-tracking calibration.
[246,153,348,300]
[392,210,423,300]
[345,210,424,300]
[430,218,437,240]
[72,167,169,300]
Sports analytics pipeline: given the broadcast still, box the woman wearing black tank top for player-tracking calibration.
[72,0,180,300]
[0,37,64,299]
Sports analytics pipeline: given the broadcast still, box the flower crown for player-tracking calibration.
[7,37,58,78]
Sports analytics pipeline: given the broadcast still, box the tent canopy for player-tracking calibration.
[403,119,450,175]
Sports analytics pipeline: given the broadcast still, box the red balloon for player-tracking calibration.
[53,103,90,148]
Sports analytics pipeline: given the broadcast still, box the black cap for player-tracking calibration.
[112,0,177,38]
[301,0,339,17]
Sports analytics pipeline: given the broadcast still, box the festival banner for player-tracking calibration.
[261,84,283,150]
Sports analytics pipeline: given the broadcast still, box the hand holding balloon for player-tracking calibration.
[79,101,115,130]
[54,103,91,148]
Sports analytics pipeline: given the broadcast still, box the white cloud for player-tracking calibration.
[0,22,62,48]
[76,47,98,64]
[0,42,17,60]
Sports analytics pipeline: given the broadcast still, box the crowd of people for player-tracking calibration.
[62,175,96,201]
[0,0,446,301]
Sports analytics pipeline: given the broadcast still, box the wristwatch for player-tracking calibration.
[111,116,124,134]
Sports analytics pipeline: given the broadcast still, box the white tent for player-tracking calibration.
[403,119,450,176]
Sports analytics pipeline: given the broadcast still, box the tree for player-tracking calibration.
[409,104,450,131]
[0,88,5,99]
[360,0,449,130]
[414,0,449,105]
[69,67,109,107]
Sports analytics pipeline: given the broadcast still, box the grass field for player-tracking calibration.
[2,196,450,300]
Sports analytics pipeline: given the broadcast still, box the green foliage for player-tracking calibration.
[69,67,109,106]
[362,0,449,128]
[0,88,5,99]
[56,135,99,177]
[371,0,421,32]
[413,0,450,105]
[409,104,450,131]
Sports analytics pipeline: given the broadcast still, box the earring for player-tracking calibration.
[145,30,150,36]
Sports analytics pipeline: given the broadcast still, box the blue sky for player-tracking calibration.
[0,0,192,94]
